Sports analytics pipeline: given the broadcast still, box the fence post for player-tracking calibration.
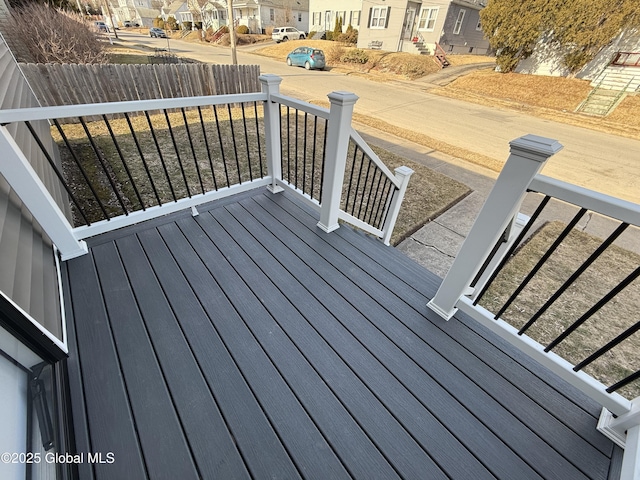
[317,91,359,233]
[381,166,414,245]
[259,74,284,194]
[0,126,87,260]
[427,135,563,320]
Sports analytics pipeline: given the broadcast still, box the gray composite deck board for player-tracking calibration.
[63,187,619,480]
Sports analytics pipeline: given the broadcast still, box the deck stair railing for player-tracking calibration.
[434,43,450,68]
[0,74,411,261]
[427,135,640,479]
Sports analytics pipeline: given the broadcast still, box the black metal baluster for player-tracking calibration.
[25,121,92,225]
[357,158,373,219]
[344,145,359,212]
[351,150,366,216]
[319,119,327,203]
[101,115,145,210]
[181,108,204,194]
[473,195,551,306]
[574,317,640,372]
[144,111,177,202]
[197,106,217,191]
[253,102,264,177]
[526,222,630,334]
[367,169,384,225]
[241,103,253,182]
[279,104,285,183]
[286,106,291,184]
[379,183,397,230]
[124,112,162,206]
[546,264,640,351]
[511,208,588,331]
[310,116,318,200]
[212,105,230,187]
[78,117,128,215]
[294,109,299,189]
[163,109,191,198]
[227,104,242,184]
[372,177,392,229]
[606,369,640,394]
[51,120,105,223]
[302,112,308,194]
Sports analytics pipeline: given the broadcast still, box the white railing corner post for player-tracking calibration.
[427,135,563,320]
[0,126,87,260]
[259,74,284,194]
[382,166,414,245]
[317,91,359,233]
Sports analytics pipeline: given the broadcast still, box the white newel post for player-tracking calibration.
[427,134,563,320]
[317,91,359,233]
[382,166,414,245]
[0,126,88,260]
[259,74,284,194]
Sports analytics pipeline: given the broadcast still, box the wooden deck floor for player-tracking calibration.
[61,188,621,480]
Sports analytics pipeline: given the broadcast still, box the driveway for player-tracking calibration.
[116,32,640,204]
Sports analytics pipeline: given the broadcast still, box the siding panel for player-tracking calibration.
[0,33,63,340]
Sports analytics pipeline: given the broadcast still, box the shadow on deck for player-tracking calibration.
[61,188,621,480]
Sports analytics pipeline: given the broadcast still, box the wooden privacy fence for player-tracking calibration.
[19,63,261,107]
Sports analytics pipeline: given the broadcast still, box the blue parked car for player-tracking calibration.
[286,47,325,70]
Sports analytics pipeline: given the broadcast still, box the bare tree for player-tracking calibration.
[4,3,108,63]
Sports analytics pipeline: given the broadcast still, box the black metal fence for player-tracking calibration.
[342,139,397,231]
[279,104,327,203]
[26,101,266,226]
[473,192,640,398]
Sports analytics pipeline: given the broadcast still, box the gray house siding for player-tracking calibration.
[439,2,489,54]
[0,33,64,341]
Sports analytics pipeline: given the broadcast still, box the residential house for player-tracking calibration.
[110,0,161,27]
[161,0,192,27]
[233,0,309,34]
[310,0,489,55]
[308,1,363,34]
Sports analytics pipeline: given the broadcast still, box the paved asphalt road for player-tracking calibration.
[116,31,639,204]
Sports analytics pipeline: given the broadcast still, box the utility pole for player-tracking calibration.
[226,0,238,65]
[103,0,118,39]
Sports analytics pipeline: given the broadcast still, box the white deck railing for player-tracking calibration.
[0,74,411,260]
[427,135,640,479]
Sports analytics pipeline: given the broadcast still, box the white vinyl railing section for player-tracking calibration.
[427,135,640,480]
[0,74,411,261]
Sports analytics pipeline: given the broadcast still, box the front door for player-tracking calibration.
[403,8,416,40]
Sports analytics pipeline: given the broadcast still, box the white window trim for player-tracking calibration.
[369,6,388,29]
[418,6,439,32]
[453,9,466,35]
[476,18,482,31]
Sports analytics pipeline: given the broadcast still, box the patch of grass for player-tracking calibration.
[479,221,640,399]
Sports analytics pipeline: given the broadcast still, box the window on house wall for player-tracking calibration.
[270,8,274,21]
[453,9,466,34]
[350,10,361,26]
[313,12,321,25]
[476,18,482,30]
[417,7,438,31]
[369,6,389,29]
[298,12,302,22]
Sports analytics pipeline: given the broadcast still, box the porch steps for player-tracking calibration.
[577,88,625,116]
[410,39,430,55]
[434,43,450,68]
[590,66,640,92]
[311,30,326,40]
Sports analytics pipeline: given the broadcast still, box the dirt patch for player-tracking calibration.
[478,221,640,399]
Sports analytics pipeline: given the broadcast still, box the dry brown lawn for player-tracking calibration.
[438,70,640,140]
[479,221,640,399]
